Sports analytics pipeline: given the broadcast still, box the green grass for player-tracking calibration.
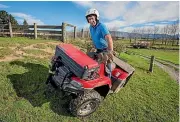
[0,37,58,47]
[151,44,179,50]
[127,48,179,65]
[47,44,56,50]
[0,37,179,122]
[33,44,48,49]
[0,48,15,58]
[23,49,52,56]
[0,54,178,122]
[117,39,179,50]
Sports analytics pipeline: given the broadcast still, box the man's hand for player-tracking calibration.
[112,51,118,57]
[107,51,114,61]
[90,48,96,52]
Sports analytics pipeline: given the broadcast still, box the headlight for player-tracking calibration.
[63,80,84,94]
[48,62,55,74]
[70,80,82,88]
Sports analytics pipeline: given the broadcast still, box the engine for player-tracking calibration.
[54,44,99,80]
[47,44,100,93]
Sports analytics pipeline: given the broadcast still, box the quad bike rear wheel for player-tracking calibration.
[69,90,102,117]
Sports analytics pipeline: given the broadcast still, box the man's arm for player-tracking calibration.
[105,34,114,61]
[105,34,113,51]
[100,23,113,51]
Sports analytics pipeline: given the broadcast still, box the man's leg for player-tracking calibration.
[107,61,112,78]
[103,52,112,78]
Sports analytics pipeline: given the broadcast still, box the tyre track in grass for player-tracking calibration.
[125,51,179,83]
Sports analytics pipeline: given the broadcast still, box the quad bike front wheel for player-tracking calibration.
[69,90,102,117]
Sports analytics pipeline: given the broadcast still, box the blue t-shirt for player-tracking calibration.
[89,22,110,49]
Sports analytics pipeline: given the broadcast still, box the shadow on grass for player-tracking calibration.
[7,61,72,117]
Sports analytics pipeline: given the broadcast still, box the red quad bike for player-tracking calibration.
[46,44,135,117]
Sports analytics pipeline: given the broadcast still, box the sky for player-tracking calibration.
[0,1,179,32]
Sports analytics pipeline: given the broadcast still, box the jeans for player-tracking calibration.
[107,63,112,78]
[96,48,112,78]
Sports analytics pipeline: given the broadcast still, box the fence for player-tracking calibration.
[66,29,90,39]
[0,22,127,42]
[0,22,77,43]
[72,29,125,40]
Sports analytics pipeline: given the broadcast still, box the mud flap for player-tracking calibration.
[110,76,126,93]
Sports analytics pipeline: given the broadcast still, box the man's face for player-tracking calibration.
[87,15,96,26]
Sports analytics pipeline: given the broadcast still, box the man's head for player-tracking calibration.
[86,8,99,26]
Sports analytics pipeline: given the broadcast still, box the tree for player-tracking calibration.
[145,27,153,41]
[0,10,9,24]
[152,26,159,45]
[0,10,19,32]
[9,14,18,25]
[166,25,172,45]
[160,27,165,45]
[23,19,28,26]
[162,25,171,45]
[139,27,145,39]
[23,19,28,29]
[170,20,179,46]
[176,20,179,45]
[132,28,139,42]
[22,19,28,36]
[0,10,18,25]
[127,31,133,43]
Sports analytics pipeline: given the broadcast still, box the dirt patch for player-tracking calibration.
[22,41,60,49]
[45,42,61,45]
[135,54,179,83]
[15,50,24,55]
[154,61,179,83]
[39,48,54,54]
[0,41,58,62]
[22,43,55,54]
[0,55,23,62]
[9,46,18,50]
[23,44,35,50]
[23,53,45,58]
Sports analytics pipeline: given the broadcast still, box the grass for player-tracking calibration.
[151,44,179,50]
[0,37,58,47]
[47,44,56,50]
[0,48,15,59]
[116,39,179,50]
[33,44,57,50]
[127,48,179,65]
[0,37,179,122]
[33,44,48,49]
[23,49,52,56]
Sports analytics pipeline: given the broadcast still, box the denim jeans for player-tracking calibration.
[96,48,112,78]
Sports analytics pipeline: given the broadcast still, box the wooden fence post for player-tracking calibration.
[81,29,84,38]
[74,26,76,40]
[62,22,66,43]
[34,23,37,39]
[149,55,155,72]
[9,22,13,38]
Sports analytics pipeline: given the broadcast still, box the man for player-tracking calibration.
[85,8,114,78]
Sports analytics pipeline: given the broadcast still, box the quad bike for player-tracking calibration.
[46,44,135,117]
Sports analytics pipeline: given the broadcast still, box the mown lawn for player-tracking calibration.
[151,44,179,50]
[0,37,58,47]
[0,37,179,122]
[127,48,179,65]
